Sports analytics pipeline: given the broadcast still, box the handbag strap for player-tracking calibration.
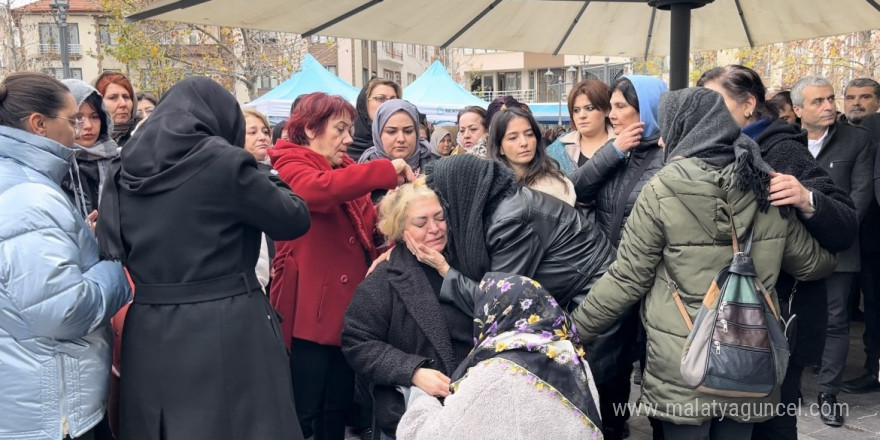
[662,266,694,331]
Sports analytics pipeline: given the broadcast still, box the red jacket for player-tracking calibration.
[269,141,398,347]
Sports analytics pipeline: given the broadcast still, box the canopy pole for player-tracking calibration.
[668,3,690,90]
[648,0,713,89]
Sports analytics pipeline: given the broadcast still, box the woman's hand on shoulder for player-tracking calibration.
[769,171,814,218]
[366,247,393,276]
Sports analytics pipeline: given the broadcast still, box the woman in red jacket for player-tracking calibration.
[269,92,414,440]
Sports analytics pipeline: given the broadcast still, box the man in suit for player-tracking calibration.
[792,76,876,426]
[840,78,880,394]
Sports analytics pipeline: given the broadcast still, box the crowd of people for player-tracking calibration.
[0,63,878,440]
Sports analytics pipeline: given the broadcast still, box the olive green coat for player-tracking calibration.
[571,158,837,426]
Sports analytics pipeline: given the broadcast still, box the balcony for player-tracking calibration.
[474,89,536,103]
[39,43,82,56]
[378,45,403,64]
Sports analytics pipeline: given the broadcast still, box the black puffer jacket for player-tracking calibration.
[757,119,857,366]
[571,136,664,247]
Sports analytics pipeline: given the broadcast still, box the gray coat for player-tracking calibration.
[0,126,130,439]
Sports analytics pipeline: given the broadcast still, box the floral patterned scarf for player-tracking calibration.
[451,272,603,432]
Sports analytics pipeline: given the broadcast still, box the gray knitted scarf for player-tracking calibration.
[660,88,772,211]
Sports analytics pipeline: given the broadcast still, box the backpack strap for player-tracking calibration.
[661,266,694,331]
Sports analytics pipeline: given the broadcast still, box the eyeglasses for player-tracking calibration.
[51,115,85,136]
[369,95,395,104]
[22,114,84,136]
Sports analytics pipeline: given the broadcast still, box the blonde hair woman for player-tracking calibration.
[342,179,473,439]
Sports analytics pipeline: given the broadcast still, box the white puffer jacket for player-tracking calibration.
[0,125,130,439]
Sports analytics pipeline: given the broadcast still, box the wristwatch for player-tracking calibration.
[808,191,815,211]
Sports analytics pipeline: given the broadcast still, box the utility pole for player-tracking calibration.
[48,0,69,78]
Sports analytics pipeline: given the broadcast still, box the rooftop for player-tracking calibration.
[15,0,105,14]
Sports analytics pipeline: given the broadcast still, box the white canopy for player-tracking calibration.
[130,0,880,89]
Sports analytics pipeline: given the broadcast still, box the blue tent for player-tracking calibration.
[526,102,571,125]
[403,61,487,124]
[246,53,359,122]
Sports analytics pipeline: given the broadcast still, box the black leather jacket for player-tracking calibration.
[440,186,614,314]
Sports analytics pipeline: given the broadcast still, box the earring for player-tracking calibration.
[746,111,753,119]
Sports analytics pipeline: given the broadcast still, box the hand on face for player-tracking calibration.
[614,121,644,153]
[403,230,449,276]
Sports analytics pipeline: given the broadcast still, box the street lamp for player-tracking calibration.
[544,67,572,127]
[48,0,70,79]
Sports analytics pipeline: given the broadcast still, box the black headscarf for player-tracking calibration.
[660,87,773,211]
[272,119,288,144]
[451,272,603,434]
[97,76,245,260]
[424,155,516,280]
[349,85,373,162]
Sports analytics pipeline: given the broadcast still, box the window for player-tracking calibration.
[258,75,280,89]
[39,22,80,55]
[383,69,393,80]
[42,67,83,80]
[363,68,369,85]
[394,71,401,85]
[407,44,415,56]
[188,33,199,45]
[98,25,117,46]
[251,31,278,44]
[310,35,336,44]
[327,65,337,75]
[407,73,417,85]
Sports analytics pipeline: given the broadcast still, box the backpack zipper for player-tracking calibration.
[718,319,765,332]
[713,340,772,353]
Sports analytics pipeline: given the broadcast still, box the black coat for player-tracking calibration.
[854,112,880,254]
[342,247,472,436]
[811,121,875,272]
[571,136,665,247]
[758,120,858,365]
[115,148,311,440]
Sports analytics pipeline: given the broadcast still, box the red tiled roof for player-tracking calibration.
[16,0,105,14]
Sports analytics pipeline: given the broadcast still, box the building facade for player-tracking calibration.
[452,49,631,103]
